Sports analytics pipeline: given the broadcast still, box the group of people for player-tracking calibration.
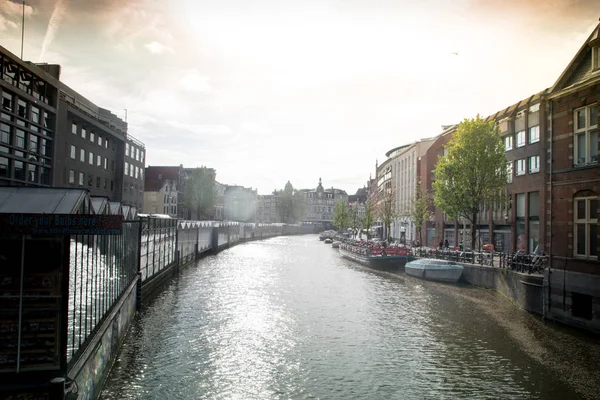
[438,238,465,251]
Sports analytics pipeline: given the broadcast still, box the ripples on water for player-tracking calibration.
[101,235,599,400]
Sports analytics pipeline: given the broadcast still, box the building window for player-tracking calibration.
[130,163,134,176]
[29,134,38,153]
[14,160,24,180]
[81,127,86,139]
[88,151,94,165]
[135,165,139,179]
[2,92,13,111]
[574,196,598,258]
[98,136,102,147]
[515,159,526,176]
[125,161,129,176]
[104,157,108,170]
[40,167,50,185]
[574,105,598,165]
[105,138,109,149]
[69,145,75,159]
[593,47,600,70]
[516,130,526,147]
[90,131,95,143]
[96,176,101,188]
[528,125,540,144]
[69,169,75,184]
[17,99,26,118]
[528,192,540,253]
[504,135,513,151]
[31,106,40,124]
[88,174,93,187]
[103,178,108,190]
[80,149,85,162]
[125,143,129,157]
[41,139,50,157]
[141,150,144,164]
[110,180,114,191]
[0,156,9,178]
[97,154,101,166]
[15,129,25,148]
[79,172,84,186]
[528,155,540,173]
[0,123,10,145]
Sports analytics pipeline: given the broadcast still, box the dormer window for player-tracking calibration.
[594,46,600,70]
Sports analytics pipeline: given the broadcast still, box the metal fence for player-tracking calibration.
[140,217,178,282]
[67,221,140,364]
[411,247,549,274]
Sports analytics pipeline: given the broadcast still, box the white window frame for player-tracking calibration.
[507,161,513,183]
[528,125,540,144]
[574,196,598,259]
[528,155,540,173]
[504,135,513,151]
[515,159,526,176]
[574,104,598,165]
[70,145,76,159]
[516,130,526,147]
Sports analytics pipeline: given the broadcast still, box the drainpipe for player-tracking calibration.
[547,98,553,317]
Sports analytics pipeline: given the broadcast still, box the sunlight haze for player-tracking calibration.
[1,0,598,194]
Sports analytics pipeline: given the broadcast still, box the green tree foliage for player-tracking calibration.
[376,189,397,242]
[433,116,507,250]
[349,206,361,237]
[184,167,217,220]
[332,200,351,232]
[410,180,432,246]
[361,202,374,239]
[293,190,307,222]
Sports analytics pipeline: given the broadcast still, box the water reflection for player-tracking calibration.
[101,235,599,400]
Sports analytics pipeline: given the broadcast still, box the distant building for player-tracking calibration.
[348,187,368,220]
[223,185,257,222]
[213,181,225,220]
[256,194,280,223]
[301,178,348,224]
[182,167,216,220]
[143,166,185,217]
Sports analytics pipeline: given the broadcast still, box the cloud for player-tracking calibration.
[144,40,173,55]
[2,0,34,17]
[0,14,18,31]
[39,0,67,61]
[178,69,212,93]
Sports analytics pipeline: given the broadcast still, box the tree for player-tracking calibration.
[410,180,432,247]
[432,116,507,250]
[276,181,306,223]
[292,190,306,222]
[349,206,361,237]
[376,188,397,242]
[361,202,374,239]
[332,200,351,232]
[184,167,217,220]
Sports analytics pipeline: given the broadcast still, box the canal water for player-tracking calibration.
[101,235,600,400]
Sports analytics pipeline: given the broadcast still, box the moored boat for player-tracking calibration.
[324,238,333,244]
[319,230,337,241]
[405,258,463,283]
[332,241,340,248]
[339,242,413,272]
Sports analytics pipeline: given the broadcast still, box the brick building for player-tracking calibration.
[544,24,599,329]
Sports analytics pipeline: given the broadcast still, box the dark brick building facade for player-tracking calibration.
[0,44,145,211]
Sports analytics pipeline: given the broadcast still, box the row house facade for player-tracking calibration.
[410,23,599,330]
[256,194,281,223]
[301,178,348,224]
[0,45,145,211]
[143,165,185,217]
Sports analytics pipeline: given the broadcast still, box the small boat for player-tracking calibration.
[339,242,413,271]
[405,258,463,283]
[331,241,340,248]
[324,238,333,244]
[319,230,337,241]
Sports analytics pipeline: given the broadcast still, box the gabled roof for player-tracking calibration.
[550,23,600,94]
[0,187,89,214]
[144,166,182,192]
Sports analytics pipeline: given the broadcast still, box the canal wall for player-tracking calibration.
[544,268,600,333]
[67,277,139,400]
[461,264,544,315]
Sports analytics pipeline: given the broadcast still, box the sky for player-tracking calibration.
[1,0,599,195]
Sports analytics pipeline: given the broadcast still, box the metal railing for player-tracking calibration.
[140,217,178,282]
[67,221,140,364]
[411,247,548,275]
